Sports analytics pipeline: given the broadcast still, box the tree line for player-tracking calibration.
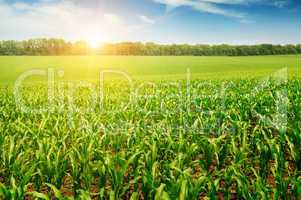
[1,38,301,56]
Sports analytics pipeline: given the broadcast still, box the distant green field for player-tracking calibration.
[0,55,300,84]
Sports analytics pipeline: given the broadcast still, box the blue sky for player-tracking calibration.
[0,0,300,44]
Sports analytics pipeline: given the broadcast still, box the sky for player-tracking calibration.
[0,0,300,45]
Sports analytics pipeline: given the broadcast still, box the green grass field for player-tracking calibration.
[0,55,301,199]
[0,55,300,84]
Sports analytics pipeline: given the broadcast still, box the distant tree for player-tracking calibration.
[0,38,300,56]
[297,44,301,54]
[72,41,89,55]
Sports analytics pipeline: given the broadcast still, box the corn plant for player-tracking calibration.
[0,78,300,199]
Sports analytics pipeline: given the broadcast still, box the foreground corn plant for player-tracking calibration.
[0,78,300,199]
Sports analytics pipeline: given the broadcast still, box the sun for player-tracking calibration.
[87,38,101,49]
[86,36,103,49]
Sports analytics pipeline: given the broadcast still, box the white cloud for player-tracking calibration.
[153,0,246,19]
[139,15,155,24]
[153,0,289,20]
[272,0,288,8]
[103,13,122,24]
[0,1,133,42]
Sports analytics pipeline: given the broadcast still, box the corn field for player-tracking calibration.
[0,78,300,199]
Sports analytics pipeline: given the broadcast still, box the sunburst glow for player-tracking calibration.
[85,35,103,49]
